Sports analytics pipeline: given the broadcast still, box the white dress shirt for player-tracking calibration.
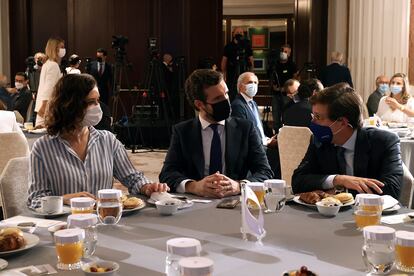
[376,96,414,123]
[323,130,357,189]
[0,111,23,134]
[176,115,226,193]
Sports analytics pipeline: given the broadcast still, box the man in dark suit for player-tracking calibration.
[231,72,280,178]
[88,48,113,105]
[292,83,402,199]
[159,69,273,197]
[283,78,323,127]
[367,75,389,116]
[9,72,33,120]
[319,51,353,87]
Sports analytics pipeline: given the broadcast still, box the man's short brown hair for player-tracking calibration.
[309,82,363,129]
[185,69,223,110]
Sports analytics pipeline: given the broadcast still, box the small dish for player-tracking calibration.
[47,222,67,237]
[155,199,179,215]
[315,201,340,217]
[82,260,119,275]
[31,206,71,218]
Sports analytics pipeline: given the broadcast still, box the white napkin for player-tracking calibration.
[381,195,399,210]
[381,212,414,225]
[1,216,61,228]
[28,128,47,134]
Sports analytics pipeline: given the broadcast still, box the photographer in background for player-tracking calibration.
[221,27,253,102]
[66,54,82,74]
[268,44,298,133]
[88,48,113,105]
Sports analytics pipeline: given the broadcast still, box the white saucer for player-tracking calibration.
[30,206,71,218]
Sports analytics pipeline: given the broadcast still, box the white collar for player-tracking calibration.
[340,130,357,151]
[198,114,225,130]
[240,92,253,104]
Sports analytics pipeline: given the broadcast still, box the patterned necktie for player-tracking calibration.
[249,101,266,141]
[209,124,222,174]
[336,146,347,175]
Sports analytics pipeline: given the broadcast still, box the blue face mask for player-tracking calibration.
[309,122,334,144]
[378,84,389,95]
[390,85,403,95]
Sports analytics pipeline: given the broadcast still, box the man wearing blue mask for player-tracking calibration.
[231,72,280,177]
[292,83,402,199]
[367,75,389,116]
[159,69,273,198]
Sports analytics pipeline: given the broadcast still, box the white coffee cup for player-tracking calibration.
[24,122,34,130]
[41,196,63,214]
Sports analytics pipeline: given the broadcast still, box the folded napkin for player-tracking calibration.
[381,212,414,225]
[381,195,399,210]
[0,264,58,276]
[1,216,62,228]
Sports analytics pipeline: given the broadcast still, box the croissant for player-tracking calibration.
[0,228,26,252]
[299,192,321,204]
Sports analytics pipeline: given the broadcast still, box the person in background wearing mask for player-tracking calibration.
[35,37,65,128]
[366,75,390,116]
[88,48,113,105]
[376,73,414,123]
[292,83,402,199]
[9,72,32,120]
[231,72,280,178]
[159,69,273,197]
[27,74,168,208]
[221,27,254,102]
[269,44,298,134]
[66,54,82,74]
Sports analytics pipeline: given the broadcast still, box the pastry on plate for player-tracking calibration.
[0,228,26,252]
[123,197,144,209]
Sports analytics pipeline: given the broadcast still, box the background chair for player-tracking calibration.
[400,162,414,209]
[277,126,312,187]
[0,157,29,218]
[0,131,30,175]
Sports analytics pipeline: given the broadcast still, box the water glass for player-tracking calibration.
[264,179,286,213]
[166,237,201,276]
[97,189,123,225]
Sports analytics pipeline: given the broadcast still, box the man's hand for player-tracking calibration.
[141,183,169,197]
[333,175,384,194]
[63,192,96,205]
[267,135,278,149]
[186,173,240,198]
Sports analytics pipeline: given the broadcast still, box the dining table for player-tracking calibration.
[2,197,414,276]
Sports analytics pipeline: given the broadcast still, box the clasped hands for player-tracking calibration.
[186,172,240,198]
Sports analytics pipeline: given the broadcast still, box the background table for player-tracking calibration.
[401,138,414,174]
[3,199,414,275]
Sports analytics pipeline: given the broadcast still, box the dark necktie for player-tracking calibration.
[99,63,103,76]
[209,124,222,174]
[336,146,347,175]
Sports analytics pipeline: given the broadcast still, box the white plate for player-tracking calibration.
[147,198,194,210]
[293,196,355,209]
[30,206,71,218]
[382,204,401,214]
[122,201,146,214]
[0,233,39,257]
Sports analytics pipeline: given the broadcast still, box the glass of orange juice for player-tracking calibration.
[54,228,85,270]
[247,182,265,209]
[395,231,414,272]
[354,194,383,231]
[70,197,95,214]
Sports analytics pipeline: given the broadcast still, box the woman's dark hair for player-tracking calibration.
[309,82,363,129]
[46,74,97,135]
[185,69,223,110]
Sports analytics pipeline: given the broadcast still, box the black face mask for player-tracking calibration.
[206,98,231,122]
[234,34,243,42]
[97,56,103,63]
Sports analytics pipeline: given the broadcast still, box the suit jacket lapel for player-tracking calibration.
[225,117,241,176]
[354,129,370,177]
[190,118,204,178]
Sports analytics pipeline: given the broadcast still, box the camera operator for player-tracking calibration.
[221,27,253,102]
[268,44,298,133]
[66,54,82,74]
[89,48,113,105]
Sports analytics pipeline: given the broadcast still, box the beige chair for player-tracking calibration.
[400,162,414,209]
[0,131,30,175]
[0,157,29,218]
[277,126,312,187]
